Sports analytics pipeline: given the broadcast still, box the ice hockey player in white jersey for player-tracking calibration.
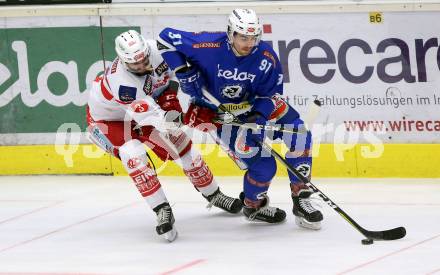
[87,30,242,242]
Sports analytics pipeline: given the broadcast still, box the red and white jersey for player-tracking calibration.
[88,39,174,130]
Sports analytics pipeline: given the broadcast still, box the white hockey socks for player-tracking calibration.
[176,148,218,196]
[119,140,168,209]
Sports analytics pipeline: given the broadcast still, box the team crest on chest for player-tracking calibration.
[221,84,244,99]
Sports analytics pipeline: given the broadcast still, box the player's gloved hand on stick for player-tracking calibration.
[243,111,270,147]
[244,111,267,125]
[183,103,220,132]
[175,66,204,98]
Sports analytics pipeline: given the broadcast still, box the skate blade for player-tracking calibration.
[295,216,321,230]
[163,228,178,242]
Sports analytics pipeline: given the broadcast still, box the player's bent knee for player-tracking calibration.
[248,156,276,182]
[119,139,147,163]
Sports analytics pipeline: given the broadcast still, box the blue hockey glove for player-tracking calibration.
[175,66,204,98]
[243,111,269,147]
[244,112,267,125]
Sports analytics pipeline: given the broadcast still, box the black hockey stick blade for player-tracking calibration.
[363,226,406,241]
[263,141,407,242]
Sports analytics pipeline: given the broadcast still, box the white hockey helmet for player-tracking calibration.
[227,9,262,45]
[115,30,150,64]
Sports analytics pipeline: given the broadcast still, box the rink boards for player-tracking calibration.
[1,143,439,177]
[1,2,440,177]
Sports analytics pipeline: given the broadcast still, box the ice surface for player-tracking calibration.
[0,176,439,275]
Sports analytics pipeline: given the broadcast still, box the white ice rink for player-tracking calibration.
[0,176,439,275]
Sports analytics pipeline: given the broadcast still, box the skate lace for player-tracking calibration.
[207,192,234,210]
[249,206,277,220]
[157,206,172,225]
[299,196,319,213]
[248,196,276,220]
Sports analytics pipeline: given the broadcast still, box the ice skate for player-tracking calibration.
[292,184,323,230]
[153,203,178,242]
[240,192,286,223]
[204,188,243,214]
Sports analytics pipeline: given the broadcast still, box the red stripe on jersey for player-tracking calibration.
[100,77,114,101]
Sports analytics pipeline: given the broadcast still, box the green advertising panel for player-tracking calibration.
[0,26,139,134]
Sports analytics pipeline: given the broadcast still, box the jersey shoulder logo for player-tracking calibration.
[118,85,137,102]
[263,50,277,67]
[192,31,223,35]
[111,58,119,74]
[192,42,221,49]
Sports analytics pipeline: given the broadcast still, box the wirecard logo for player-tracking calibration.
[217,64,256,82]
[265,37,440,84]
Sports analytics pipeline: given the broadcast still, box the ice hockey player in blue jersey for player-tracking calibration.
[158,9,323,229]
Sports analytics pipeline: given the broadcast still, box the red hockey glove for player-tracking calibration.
[156,89,182,112]
[183,103,220,132]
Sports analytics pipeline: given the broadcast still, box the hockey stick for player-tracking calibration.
[207,130,248,170]
[214,118,308,134]
[213,96,321,134]
[208,105,305,169]
[202,89,406,242]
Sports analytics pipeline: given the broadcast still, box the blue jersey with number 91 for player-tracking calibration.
[158,28,284,119]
